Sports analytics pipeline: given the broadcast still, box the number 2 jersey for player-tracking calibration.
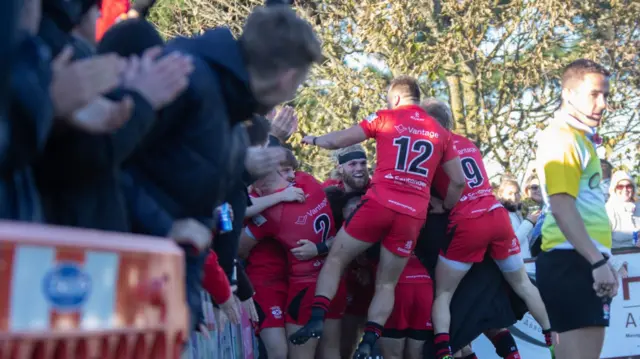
[359,104,458,219]
[433,133,500,220]
[246,172,336,284]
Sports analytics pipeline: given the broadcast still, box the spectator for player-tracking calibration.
[121,5,321,332]
[600,159,613,201]
[496,178,540,259]
[95,0,130,41]
[522,171,543,212]
[606,170,639,249]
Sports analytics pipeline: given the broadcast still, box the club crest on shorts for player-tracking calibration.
[602,303,610,320]
[271,306,283,319]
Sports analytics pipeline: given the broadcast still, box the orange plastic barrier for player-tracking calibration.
[0,221,188,359]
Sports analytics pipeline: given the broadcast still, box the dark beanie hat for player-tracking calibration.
[96,19,163,57]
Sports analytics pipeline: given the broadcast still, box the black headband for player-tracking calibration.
[338,151,366,165]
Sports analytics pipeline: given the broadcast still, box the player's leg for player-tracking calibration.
[554,328,604,359]
[404,338,425,359]
[379,281,410,359]
[453,345,477,359]
[489,208,552,348]
[432,217,485,359]
[353,210,422,359]
[286,323,319,358]
[317,279,348,359]
[340,314,366,358]
[252,283,289,359]
[536,250,610,359]
[378,337,405,359]
[259,328,288,359]
[290,199,385,345]
[483,328,520,359]
[403,279,434,359]
[286,281,320,358]
[340,267,373,358]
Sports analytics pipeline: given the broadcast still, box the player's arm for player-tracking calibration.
[440,156,465,210]
[245,193,285,218]
[543,140,606,264]
[311,125,367,150]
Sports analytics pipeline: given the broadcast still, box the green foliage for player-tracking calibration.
[149,0,640,180]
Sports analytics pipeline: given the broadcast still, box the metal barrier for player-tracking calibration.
[182,292,258,359]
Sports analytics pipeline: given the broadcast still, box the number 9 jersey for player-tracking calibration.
[359,105,458,219]
[432,133,500,220]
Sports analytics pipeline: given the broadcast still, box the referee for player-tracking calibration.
[535,59,618,359]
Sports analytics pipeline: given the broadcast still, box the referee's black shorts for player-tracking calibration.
[536,249,612,333]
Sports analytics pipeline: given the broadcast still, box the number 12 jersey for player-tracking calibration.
[359,104,458,219]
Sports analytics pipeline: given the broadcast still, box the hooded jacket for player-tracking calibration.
[121,28,258,331]
[606,171,639,249]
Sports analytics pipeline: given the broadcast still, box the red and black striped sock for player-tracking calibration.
[490,329,520,359]
[360,321,383,347]
[310,295,331,321]
[434,333,453,359]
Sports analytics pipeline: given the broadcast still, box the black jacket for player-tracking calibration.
[122,28,255,237]
[0,34,53,221]
[121,28,259,331]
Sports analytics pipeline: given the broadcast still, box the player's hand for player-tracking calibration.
[301,135,316,146]
[278,187,305,203]
[219,295,241,325]
[270,106,298,142]
[168,218,212,252]
[291,239,318,260]
[592,261,618,298]
[244,147,286,178]
[69,96,133,134]
[526,210,541,224]
[241,297,259,323]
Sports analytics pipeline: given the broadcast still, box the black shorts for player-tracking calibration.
[536,250,612,333]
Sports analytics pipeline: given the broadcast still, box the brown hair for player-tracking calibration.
[421,98,453,130]
[240,5,323,76]
[281,149,299,169]
[388,76,421,103]
[561,59,611,90]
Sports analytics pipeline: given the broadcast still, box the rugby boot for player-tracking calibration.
[288,319,324,345]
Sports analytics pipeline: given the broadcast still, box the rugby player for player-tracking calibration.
[421,98,552,359]
[290,76,466,359]
[535,59,617,359]
[240,149,304,359]
[240,170,347,359]
[322,145,373,359]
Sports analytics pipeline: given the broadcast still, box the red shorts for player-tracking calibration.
[344,277,374,317]
[344,197,424,257]
[383,281,434,340]
[252,280,288,333]
[286,279,348,325]
[443,207,521,263]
